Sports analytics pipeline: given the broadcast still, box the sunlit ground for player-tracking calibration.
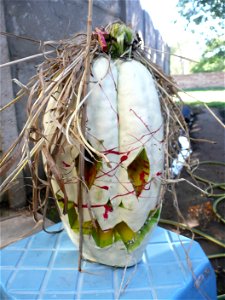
[178,89,225,104]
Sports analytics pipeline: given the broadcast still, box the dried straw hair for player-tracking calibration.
[0,21,188,226]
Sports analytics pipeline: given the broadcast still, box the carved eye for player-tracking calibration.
[127,148,150,197]
[84,147,102,189]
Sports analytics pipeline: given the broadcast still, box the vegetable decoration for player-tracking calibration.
[0,21,187,267]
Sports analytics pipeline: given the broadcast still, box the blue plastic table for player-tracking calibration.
[0,223,216,299]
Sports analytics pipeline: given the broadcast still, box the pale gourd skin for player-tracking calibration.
[43,56,164,267]
[87,57,164,231]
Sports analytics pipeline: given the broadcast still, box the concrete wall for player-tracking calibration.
[0,0,26,207]
[1,0,170,206]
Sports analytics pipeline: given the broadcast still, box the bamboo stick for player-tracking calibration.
[77,0,93,272]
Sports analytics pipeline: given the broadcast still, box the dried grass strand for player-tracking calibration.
[0,50,55,68]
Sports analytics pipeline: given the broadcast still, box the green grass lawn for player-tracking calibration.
[178,88,225,107]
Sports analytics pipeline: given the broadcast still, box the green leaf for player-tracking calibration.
[109,23,134,57]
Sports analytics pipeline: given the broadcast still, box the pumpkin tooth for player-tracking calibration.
[92,224,114,248]
[115,222,135,243]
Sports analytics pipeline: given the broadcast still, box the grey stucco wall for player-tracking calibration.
[3,0,126,132]
[0,0,26,207]
[1,0,170,206]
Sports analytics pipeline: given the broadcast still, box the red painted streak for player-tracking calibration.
[139,170,148,182]
[143,161,149,168]
[62,161,71,168]
[103,149,131,156]
[96,153,130,180]
[130,109,164,137]
[103,204,113,219]
[94,185,109,190]
[74,202,113,219]
[156,171,162,176]
[129,108,150,132]
[111,190,135,201]
[103,149,124,155]
[95,151,132,180]
[96,165,118,180]
[120,155,128,163]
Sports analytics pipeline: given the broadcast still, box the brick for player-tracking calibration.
[173,72,225,89]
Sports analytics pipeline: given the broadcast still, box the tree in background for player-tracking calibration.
[177,0,225,73]
[191,38,225,73]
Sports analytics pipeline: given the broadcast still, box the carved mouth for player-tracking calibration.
[58,199,160,251]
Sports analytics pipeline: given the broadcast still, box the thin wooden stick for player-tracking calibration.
[77,0,93,272]
[0,50,55,68]
[0,31,41,44]
[203,103,225,129]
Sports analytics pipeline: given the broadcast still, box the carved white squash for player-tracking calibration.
[43,56,164,267]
